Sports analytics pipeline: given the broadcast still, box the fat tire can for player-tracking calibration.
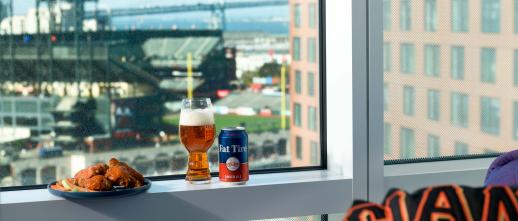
[218,127,249,184]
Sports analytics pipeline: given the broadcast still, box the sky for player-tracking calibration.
[10,0,288,20]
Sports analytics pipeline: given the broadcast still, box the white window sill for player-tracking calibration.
[1,170,352,221]
[384,157,494,192]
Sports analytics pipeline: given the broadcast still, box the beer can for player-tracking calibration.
[218,127,249,184]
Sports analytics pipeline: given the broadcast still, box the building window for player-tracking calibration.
[308,106,317,132]
[514,50,518,87]
[294,4,301,28]
[383,0,392,31]
[451,46,465,80]
[308,72,315,97]
[296,136,302,160]
[515,0,518,33]
[514,102,518,140]
[310,141,318,164]
[403,86,415,116]
[308,38,316,63]
[455,142,469,155]
[384,42,391,72]
[384,123,392,155]
[294,103,302,127]
[295,71,302,94]
[308,3,316,28]
[400,43,415,74]
[427,89,440,121]
[481,97,500,135]
[384,84,389,112]
[427,134,440,157]
[293,37,301,61]
[400,0,411,31]
[482,0,501,33]
[400,127,415,159]
[424,0,437,32]
[452,0,469,32]
[451,92,469,128]
[424,44,440,77]
[481,48,496,83]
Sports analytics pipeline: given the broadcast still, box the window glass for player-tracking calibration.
[296,136,303,160]
[1,0,322,188]
[308,72,315,97]
[455,142,469,155]
[400,43,415,74]
[424,0,437,32]
[424,44,440,77]
[451,46,465,80]
[451,92,469,128]
[481,97,501,135]
[400,127,415,159]
[452,0,469,32]
[308,106,317,131]
[384,42,392,72]
[293,37,301,61]
[308,3,316,28]
[295,71,302,94]
[403,86,415,116]
[400,0,412,31]
[427,89,440,121]
[384,123,392,155]
[308,38,316,63]
[514,102,518,140]
[514,50,518,87]
[294,103,302,127]
[427,134,440,157]
[384,0,392,31]
[481,48,496,83]
[384,84,389,111]
[482,0,501,33]
[294,4,301,28]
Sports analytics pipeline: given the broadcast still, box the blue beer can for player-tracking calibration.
[218,127,249,184]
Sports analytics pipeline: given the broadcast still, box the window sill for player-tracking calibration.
[1,170,352,221]
[384,157,494,192]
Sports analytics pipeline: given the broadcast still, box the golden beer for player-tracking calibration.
[179,98,215,184]
[179,124,215,182]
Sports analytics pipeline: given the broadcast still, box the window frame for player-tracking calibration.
[0,0,329,192]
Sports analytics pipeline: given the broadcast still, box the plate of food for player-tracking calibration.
[48,158,151,199]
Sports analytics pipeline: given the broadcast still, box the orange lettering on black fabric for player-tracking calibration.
[481,186,518,221]
[385,190,410,221]
[413,185,473,221]
[344,202,389,221]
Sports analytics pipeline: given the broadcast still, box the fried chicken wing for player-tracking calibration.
[106,158,145,188]
[83,175,113,191]
[74,163,109,188]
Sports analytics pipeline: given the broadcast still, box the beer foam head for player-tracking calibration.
[179,109,214,126]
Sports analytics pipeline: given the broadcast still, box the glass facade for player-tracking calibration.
[451,46,465,80]
[455,142,469,155]
[310,141,318,164]
[452,0,469,32]
[308,72,315,96]
[481,48,496,83]
[384,84,389,111]
[308,3,316,28]
[424,44,440,77]
[482,0,501,33]
[384,123,392,155]
[481,97,501,135]
[383,0,392,31]
[451,92,469,128]
[296,136,302,160]
[295,71,302,94]
[293,37,301,61]
[308,106,317,131]
[308,38,316,63]
[427,89,440,121]
[400,43,415,74]
[294,103,302,127]
[294,4,301,28]
[403,86,415,116]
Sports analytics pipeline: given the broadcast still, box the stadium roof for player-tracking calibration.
[143,37,220,69]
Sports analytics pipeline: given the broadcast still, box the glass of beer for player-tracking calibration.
[179,98,215,184]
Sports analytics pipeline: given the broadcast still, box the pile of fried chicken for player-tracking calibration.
[51,158,145,192]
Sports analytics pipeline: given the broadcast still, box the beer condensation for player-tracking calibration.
[179,109,215,182]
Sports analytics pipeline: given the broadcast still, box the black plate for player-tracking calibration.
[47,178,152,199]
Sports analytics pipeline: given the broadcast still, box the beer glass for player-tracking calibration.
[179,98,215,184]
